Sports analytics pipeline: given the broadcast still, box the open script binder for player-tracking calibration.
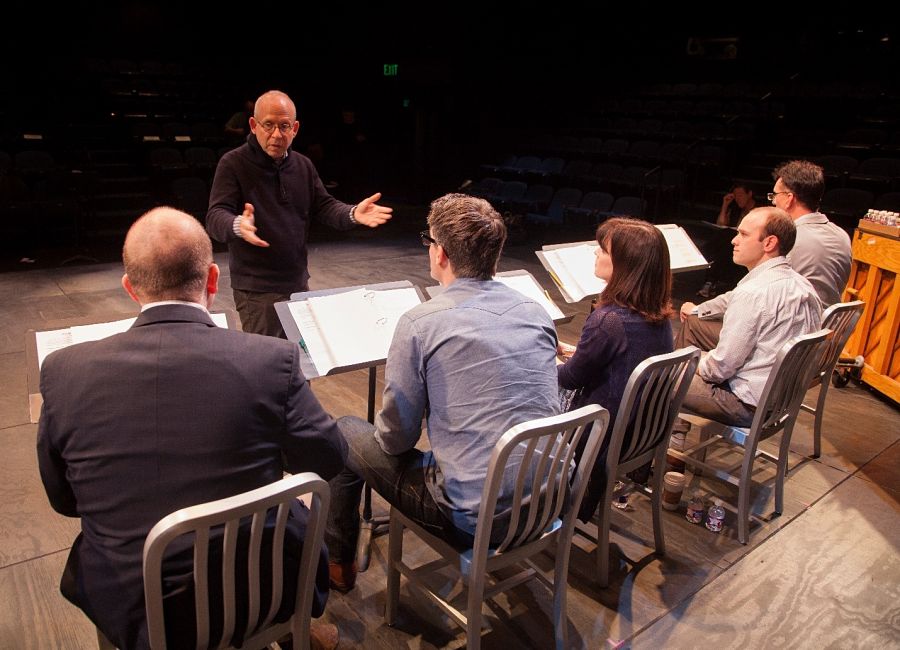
[536,242,608,303]
[275,281,425,378]
[654,223,709,272]
[536,224,709,303]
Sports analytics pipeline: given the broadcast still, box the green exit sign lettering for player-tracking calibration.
[383,64,398,76]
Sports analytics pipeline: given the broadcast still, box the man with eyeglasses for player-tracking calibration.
[207,90,392,338]
[769,160,851,307]
[324,194,560,592]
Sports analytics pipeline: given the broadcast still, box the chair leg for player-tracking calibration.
[775,425,795,516]
[465,573,485,650]
[737,448,755,545]
[597,502,612,588]
[385,511,403,626]
[650,469,666,556]
[812,381,829,459]
[552,538,571,650]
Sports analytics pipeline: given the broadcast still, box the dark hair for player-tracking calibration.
[427,193,506,280]
[758,207,797,256]
[772,160,825,211]
[597,217,673,323]
[123,207,212,301]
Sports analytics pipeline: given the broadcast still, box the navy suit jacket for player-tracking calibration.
[36,304,347,650]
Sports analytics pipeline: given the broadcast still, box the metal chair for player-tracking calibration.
[673,329,832,544]
[139,473,330,650]
[800,301,865,458]
[385,404,610,650]
[574,346,701,587]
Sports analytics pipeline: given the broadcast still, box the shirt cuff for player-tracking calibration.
[232,215,243,238]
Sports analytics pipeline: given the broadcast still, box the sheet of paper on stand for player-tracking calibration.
[541,243,608,302]
[299,287,421,375]
[494,273,565,320]
[655,224,709,271]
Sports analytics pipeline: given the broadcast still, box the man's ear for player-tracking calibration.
[206,263,220,297]
[437,245,451,268]
[122,274,140,303]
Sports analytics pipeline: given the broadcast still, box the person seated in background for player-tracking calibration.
[679,207,822,427]
[556,217,675,521]
[717,183,757,227]
[223,98,254,145]
[37,207,347,650]
[698,183,758,298]
[325,193,560,592]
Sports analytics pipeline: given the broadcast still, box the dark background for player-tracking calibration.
[1,6,897,266]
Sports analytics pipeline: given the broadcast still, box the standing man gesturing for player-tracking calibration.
[207,90,392,337]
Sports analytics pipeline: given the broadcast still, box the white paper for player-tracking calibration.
[287,300,336,376]
[70,318,136,344]
[35,329,74,369]
[655,224,709,271]
[36,311,229,369]
[541,244,608,302]
[494,273,565,320]
[302,287,421,374]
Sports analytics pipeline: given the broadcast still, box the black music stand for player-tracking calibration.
[276,280,425,571]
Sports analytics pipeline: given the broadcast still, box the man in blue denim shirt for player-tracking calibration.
[325,193,560,591]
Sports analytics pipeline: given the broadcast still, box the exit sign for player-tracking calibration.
[383,64,398,76]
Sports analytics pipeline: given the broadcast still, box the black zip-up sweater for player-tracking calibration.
[206,134,353,293]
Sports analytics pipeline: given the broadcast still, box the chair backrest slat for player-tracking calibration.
[245,511,265,635]
[193,527,210,649]
[260,502,291,631]
[218,520,239,647]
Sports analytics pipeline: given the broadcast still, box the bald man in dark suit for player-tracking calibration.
[37,207,346,650]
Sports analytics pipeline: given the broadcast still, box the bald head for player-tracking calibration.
[254,90,296,121]
[755,206,796,256]
[122,207,215,304]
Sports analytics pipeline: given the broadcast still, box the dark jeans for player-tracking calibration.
[325,416,474,564]
[232,288,296,338]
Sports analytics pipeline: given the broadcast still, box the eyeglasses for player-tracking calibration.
[419,230,437,247]
[255,120,294,135]
[767,191,792,202]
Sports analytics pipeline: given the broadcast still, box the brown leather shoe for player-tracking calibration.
[328,561,357,593]
[278,623,340,650]
[310,622,340,650]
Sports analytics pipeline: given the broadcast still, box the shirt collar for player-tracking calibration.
[141,300,209,313]
[794,212,828,225]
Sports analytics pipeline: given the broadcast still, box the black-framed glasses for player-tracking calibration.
[255,120,294,135]
[419,230,437,247]
[767,191,792,202]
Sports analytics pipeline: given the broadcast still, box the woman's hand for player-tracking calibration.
[557,341,576,361]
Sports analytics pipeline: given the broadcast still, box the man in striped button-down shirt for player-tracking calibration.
[679,207,822,427]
